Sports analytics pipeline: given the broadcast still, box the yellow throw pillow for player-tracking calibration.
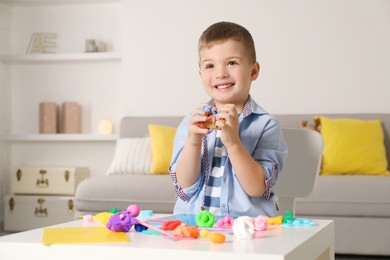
[317,116,390,176]
[148,124,177,174]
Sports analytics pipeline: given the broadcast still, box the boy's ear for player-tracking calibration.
[251,62,260,80]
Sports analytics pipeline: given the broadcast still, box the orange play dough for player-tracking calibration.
[209,232,226,243]
[172,224,200,238]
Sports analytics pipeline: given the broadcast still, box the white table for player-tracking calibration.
[0,216,334,260]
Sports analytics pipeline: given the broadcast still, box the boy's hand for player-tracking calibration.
[187,104,211,145]
[215,104,240,148]
[196,105,226,131]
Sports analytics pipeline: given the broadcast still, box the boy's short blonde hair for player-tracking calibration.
[198,21,257,64]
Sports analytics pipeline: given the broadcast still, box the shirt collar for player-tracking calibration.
[208,95,268,118]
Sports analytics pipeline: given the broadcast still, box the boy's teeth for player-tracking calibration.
[217,84,231,89]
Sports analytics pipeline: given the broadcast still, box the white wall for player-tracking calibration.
[6,0,390,133]
[122,0,390,116]
[0,2,12,228]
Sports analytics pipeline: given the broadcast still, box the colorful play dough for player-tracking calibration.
[106,210,139,232]
[83,215,93,222]
[232,216,255,240]
[209,232,226,243]
[105,204,142,232]
[172,224,200,238]
[109,208,119,214]
[196,210,215,228]
[267,215,283,225]
[196,105,224,130]
[216,214,234,227]
[254,215,268,231]
[162,220,182,230]
[127,204,140,216]
[199,229,211,238]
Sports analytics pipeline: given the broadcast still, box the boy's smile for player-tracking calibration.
[215,82,235,90]
[199,40,259,112]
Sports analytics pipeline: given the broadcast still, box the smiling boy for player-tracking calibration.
[169,21,287,217]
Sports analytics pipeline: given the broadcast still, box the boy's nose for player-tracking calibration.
[216,66,228,78]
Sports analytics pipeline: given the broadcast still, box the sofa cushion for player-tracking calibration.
[148,124,177,174]
[275,113,390,168]
[295,175,390,217]
[75,175,177,214]
[317,116,390,176]
[106,138,152,175]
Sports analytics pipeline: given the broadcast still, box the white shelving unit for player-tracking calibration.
[0,52,122,63]
[0,0,121,6]
[0,0,123,133]
[0,134,117,142]
[0,0,122,229]
[1,0,123,135]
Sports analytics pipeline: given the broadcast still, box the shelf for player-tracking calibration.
[0,134,118,142]
[0,0,121,6]
[0,52,122,64]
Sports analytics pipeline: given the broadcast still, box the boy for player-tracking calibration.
[169,21,287,217]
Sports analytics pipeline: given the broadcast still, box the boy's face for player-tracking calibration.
[199,40,260,112]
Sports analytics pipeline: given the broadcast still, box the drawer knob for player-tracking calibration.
[35,198,48,217]
[68,199,74,213]
[16,169,22,182]
[9,197,15,211]
[37,169,49,187]
[64,170,70,182]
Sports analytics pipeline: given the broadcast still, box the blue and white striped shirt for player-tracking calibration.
[204,130,226,215]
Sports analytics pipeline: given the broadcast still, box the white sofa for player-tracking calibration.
[75,116,181,215]
[75,114,390,256]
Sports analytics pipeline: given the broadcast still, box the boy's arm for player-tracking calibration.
[175,138,203,188]
[227,142,266,197]
[217,104,266,197]
[175,107,210,188]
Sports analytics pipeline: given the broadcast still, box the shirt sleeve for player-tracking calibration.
[261,162,279,200]
[251,118,287,200]
[169,114,203,202]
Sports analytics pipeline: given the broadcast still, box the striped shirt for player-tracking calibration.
[204,131,227,215]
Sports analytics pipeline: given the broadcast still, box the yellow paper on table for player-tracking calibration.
[42,226,130,245]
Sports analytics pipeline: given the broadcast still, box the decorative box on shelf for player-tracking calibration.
[4,166,89,232]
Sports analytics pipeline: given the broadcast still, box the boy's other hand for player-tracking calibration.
[216,104,240,148]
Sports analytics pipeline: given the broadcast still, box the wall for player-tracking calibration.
[5,0,390,132]
[0,3,11,229]
[122,0,390,116]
